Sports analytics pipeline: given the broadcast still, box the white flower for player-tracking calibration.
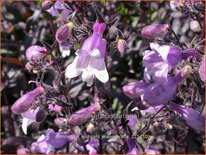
[65,49,109,86]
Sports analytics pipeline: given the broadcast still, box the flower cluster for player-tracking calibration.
[7,1,205,154]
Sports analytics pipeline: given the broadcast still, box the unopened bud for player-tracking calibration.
[11,87,44,114]
[117,39,127,55]
[26,45,47,61]
[67,102,101,126]
[55,24,70,43]
[42,0,53,10]
[190,20,201,33]
[141,24,169,40]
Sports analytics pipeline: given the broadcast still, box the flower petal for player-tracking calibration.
[22,117,35,135]
[91,58,109,83]
[65,57,82,78]
[82,68,94,86]
[150,43,170,61]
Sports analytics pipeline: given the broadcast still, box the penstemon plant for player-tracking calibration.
[1,0,205,154]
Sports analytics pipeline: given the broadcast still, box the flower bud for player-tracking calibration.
[93,22,106,35]
[190,20,201,33]
[42,0,53,10]
[67,102,101,126]
[117,39,127,55]
[26,45,47,61]
[55,24,70,43]
[141,24,169,40]
[11,87,44,114]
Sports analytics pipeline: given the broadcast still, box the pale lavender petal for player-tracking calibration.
[143,50,162,66]
[21,108,39,120]
[65,56,82,78]
[46,7,59,16]
[150,43,170,62]
[54,0,64,10]
[91,58,109,83]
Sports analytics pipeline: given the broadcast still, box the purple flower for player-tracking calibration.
[26,45,47,61]
[55,24,70,43]
[65,22,109,86]
[21,108,39,134]
[124,66,191,106]
[143,43,182,83]
[123,81,149,99]
[11,86,44,114]
[170,102,205,131]
[199,55,205,81]
[43,0,72,20]
[31,129,71,154]
[126,138,140,154]
[141,24,169,40]
[143,43,196,83]
[67,102,101,126]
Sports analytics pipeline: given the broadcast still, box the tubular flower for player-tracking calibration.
[143,43,196,83]
[26,45,47,61]
[21,107,46,135]
[123,66,191,106]
[141,24,169,40]
[42,0,72,20]
[67,102,101,126]
[65,22,109,86]
[11,86,44,114]
[170,102,205,131]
